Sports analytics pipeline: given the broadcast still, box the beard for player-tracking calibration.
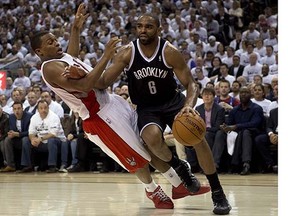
[138,34,154,45]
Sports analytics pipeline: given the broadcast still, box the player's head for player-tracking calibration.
[136,13,161,45]
[30,31,64,61]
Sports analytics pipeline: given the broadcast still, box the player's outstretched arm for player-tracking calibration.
[67,3,89,57]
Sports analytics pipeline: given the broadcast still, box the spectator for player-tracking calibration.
[0,105,9,169]
[267,84,278,116]
[0,45,24,66]
[228,55,245,78]
[208,56,221,82]
[221,46,234,67]
[196,87,225,149]
[12,67,31,90]
[228,80,241,100]
[228,1,243,31]
[195,67,211,88]
[251,84,272,117]
[1,102,33,172]
[61,111,78,170]
[215,43,227,60]
[261,64,274,85]
[191,56,209,79]
[1,77,16,100]
[241,22,260,44]
[187,33,205,53]
[229,31,242,51]
[205,35,220,54]
[240,43,260,67]
[236,75,248,87]
[260,45,276,66]
[40,91,64,118]
[31,84,42,101]
[24,91,38,115]
[205,13,220,38]
[269,53,278,76]
[242,53,262,83]
[214,63,235,86]
[254,38,266,58]
[203,51,215,69]
[24,100,68,173]
[191,20,208,42]
[263,27,278,47]
[213,87,265,174]
[253,75,263,85]
[214,79,240,114]
[29,61,42,85]
[255,107,278,173]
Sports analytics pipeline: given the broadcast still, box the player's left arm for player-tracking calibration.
[164,43,200,117]
[66,3,89,57]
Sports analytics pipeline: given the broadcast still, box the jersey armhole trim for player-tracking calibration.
[162,41,173,69]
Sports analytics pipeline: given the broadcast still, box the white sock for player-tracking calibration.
[162,167,182,187]
[144,179,158,192]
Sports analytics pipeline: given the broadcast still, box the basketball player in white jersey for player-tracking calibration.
[30,3,209,209]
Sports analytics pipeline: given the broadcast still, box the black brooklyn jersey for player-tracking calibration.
[125,38,178,106]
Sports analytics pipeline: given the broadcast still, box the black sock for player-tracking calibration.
[206,172,222,192]
[168,154,181,168]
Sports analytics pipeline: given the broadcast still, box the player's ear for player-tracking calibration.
[35,48,42,56]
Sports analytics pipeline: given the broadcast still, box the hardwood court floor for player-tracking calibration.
[0,172,278,216]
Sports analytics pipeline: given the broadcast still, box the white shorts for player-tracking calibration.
[83,94,151,173]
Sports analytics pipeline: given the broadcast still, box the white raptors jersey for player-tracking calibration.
[40,53,110,120]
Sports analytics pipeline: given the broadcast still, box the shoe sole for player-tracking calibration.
[172,185,211,199]
[213,205,232,215]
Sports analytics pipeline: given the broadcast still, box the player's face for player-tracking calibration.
[136,16,159,45]
[36,33,63,59]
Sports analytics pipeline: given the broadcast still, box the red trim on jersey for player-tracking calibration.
[83,115,149,173]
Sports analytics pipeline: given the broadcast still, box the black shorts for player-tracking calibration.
[137,91,185,135]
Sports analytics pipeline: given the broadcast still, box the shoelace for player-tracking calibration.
[151,188,170,201]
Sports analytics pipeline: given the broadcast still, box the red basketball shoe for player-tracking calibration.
[172,183,211,199]
[145,185,174,209]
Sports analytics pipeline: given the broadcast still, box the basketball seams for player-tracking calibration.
[178,120,202,141]
[172,115,206,146]
[172,122,189,145]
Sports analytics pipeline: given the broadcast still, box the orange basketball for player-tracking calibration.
[172,114,206,146]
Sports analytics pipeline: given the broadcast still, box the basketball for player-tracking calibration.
[172,114,206,146]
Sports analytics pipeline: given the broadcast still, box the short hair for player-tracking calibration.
[232,80,241,88]
[201,87,216,96]
[32,84,42,92]
[12,101,23,108]
[220,63,229,69]
[37,99,49,107]
[30,31,49,52]
[138,13,160,27]
[206,81,215,87]
[219,79,230,86]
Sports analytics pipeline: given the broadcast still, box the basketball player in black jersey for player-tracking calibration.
[94,14,231,215]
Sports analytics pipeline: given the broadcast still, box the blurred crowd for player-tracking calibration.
[0,0,278,174]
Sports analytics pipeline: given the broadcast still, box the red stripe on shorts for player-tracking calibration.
[83,115,149,173]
